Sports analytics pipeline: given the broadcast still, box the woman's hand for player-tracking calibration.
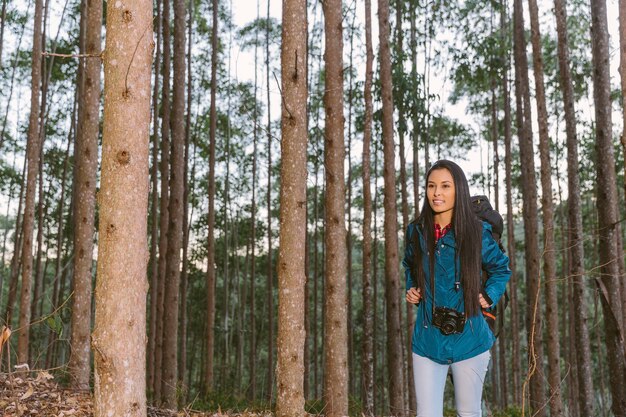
[479,293,492,309]
[406,287,422,305]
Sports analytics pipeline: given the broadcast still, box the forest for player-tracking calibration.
[0,0,625,415]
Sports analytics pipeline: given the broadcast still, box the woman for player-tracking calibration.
[404,159,511,417]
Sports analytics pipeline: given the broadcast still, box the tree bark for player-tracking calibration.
[203,0,218,393]
[265,0,274,400]
[361,0,374,414]
[527,0,563,413]
[275,0,307,414]
[378,0,405,414]
[554,0,595,413]
[92,0,152,413]
[513,0,546,413]
[17,0,44,365]
[590,0,626,414]
[68,0,102,390]
[321,0,348,415]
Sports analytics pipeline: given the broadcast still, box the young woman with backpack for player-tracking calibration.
[404,159,511,417]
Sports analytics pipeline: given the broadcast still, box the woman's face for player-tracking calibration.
[427,168,456,216]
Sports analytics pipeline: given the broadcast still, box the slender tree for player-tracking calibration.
[16,0,44,365]
[154,0,171,400]
[361,0,375,413]
[161,0,186,407]
[204,0,219,393]
[513,0,546,413]
[379,0,405,414]
[147,0,162,395]
[554,0,594,413]
[275,0,307,414]
[68,0,102,390]
[527,0,563,413]
[91,0,152,414]
[321,0,348,414]
[590,0,626,414]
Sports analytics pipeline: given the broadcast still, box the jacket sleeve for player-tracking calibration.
[402,224,417,291]
[481,224,511,307]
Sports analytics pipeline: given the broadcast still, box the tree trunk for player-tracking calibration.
[160,0,186,407]
[527,0,563,413]
[361,0,374,414]
[178,0,194,395]
[590,0,626,414]
[147,0,162,397]
[154,0,171,400]
[91,0,152,413]
[618,0,626,331]
[378,0,405,414]
[17,0,44,365]
[322,0,348,415]
[68,0,102,390]
[501,1,521,406]
[204,0,218,393]
[512,0,546,413]
[265,0,274,400]
[394,2,414,412]
[275,0,307,414]
[554,0,595,413]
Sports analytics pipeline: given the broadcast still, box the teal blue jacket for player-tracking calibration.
[403,221,511,364]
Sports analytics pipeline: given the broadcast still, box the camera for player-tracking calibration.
[432,306,466,335]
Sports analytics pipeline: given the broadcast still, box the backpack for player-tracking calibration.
[471,195,509,337]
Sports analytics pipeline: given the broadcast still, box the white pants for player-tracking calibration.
[412,350,491,417]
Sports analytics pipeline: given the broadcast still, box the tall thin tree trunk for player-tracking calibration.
[68,0,102,389]
[147,0,162,397]
[178,0,193,394]
[92,0,152,413]
[17,0,44,365]
[554,0,594,413]
[513,0,546,413]
[204,0,218,393]
[0,0,7,66]
[275,0,307,414]
[378,0,405,414]
[154,0,171,401]
[266,5,278,392]
[322,0,348,414]
[527,0,563,413]
[501,1,521,406]
[590,0,626,413]
[361,0,374,413]
[161,0,186,407]
[265,0,274,400]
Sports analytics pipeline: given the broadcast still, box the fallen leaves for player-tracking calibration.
[0,370,277,417]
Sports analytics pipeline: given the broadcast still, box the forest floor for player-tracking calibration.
[0,371,273,417]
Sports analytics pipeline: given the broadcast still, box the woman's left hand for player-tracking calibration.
[479,293,491,309]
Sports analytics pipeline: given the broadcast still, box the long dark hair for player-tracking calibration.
[414,160,483,317]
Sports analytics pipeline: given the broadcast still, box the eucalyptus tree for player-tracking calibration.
[17,0,43,364]
[91,0,152,413]
[154,0,171,400]
[161,0,186,407]
[589,0,626,413]
[527,0,563,413]
[513,0,546,413]
[68,0,102,389]
[379,0,405,414]
[554,1,594,407]
[361,0,375,413]
[204,0,219,394]
[275,0,308,414]
[322,0,348,414]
